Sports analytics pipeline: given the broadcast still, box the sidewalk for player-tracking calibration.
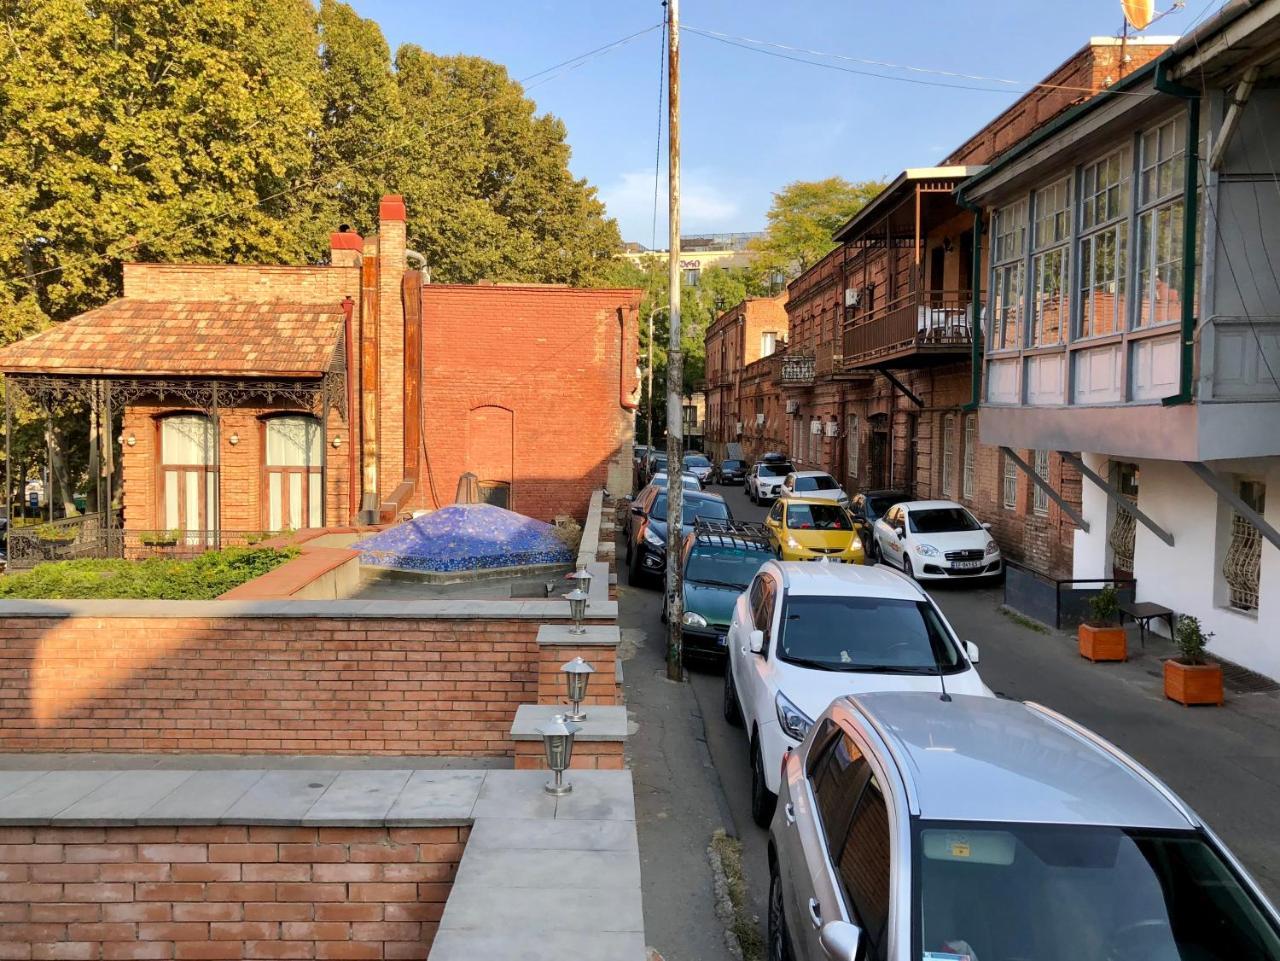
[932,585,1280,900]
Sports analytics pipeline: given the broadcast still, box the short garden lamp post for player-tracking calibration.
[539,713,580,796]
[561,655,594,722]
[565,566,593,602]
[564,588,589,635]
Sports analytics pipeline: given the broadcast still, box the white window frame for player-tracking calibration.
[962,415,977,499]
[990,199,1027,352]
[1032,450,1050,515]
[1135,114,1186,330]
[1002,453,1018,510]
[761,331,777,357]
[1030,177,1071,348]
[941,414,957,497]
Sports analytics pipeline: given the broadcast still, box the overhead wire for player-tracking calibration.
[2,22,663,293]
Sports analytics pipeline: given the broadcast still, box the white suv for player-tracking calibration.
[723,560,991,827]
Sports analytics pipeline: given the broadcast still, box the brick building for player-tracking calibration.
[704,292,788,462]
[707,37,1170,577]
[0,197,640,540]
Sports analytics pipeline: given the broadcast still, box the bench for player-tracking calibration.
[1119,600,1176,649]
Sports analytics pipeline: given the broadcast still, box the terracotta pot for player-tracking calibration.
[1078,622,1127,662]
[1164,659,1224,706]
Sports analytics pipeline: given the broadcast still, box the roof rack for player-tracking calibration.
[692,517,773,550]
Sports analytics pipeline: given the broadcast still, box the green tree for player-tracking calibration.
[749,176,888,278]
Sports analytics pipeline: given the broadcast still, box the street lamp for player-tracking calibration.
[563,589,588,635]
[560,656,595,722]
[539,713,581,796]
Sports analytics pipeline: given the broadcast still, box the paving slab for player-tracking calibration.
[438,882,644,932]
[222,770,338,823]
[57,770,195,825]
[427,929,646,961]
[140,770,266,824]
[536,623,621,647]
[554,769,636,822]
[453,846,641,889]
[510,703,629,741]
[465,817,638,853]
[470,770,557,820]
[0,771,123,823]
[302,769,411,825]
[384,770,484,825]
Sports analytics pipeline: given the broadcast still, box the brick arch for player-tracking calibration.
[466,405,514,506]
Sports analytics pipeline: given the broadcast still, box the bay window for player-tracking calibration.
[991,200,1027,351]
[1078,147,1131,338]
[1030,177,1070,347]
[1136,115,1186,328]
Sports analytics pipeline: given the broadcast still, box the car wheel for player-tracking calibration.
[751,734,777,828]
[768,856,796,961]
[868,537,880,564]
[629,545,646,587]
[903,555,915,580]
[723,665,743,727]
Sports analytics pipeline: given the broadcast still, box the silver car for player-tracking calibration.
[769,691,1280,961]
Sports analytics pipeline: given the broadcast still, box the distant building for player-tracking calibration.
[621,232,773,286]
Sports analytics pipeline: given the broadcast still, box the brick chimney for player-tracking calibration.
[377,195,407,502]
[329,226,363,268]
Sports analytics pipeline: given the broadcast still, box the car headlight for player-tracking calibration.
[786,536,801,549]
[682,611,707,627]
[915,543,939,557]
[985,539,1000,555]
[643,527,664,548]
[775,692,814,742]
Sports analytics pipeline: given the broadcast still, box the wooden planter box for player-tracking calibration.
[1164,660,1224,706]
[1078,622,1127,662]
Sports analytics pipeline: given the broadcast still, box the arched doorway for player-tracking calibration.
[467,405,514,508]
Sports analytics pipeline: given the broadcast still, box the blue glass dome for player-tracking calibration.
[355,503,573,574]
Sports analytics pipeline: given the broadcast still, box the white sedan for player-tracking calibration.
[871,499,1002,580]
[778,470,849,505]
[647,471,702,493]
[724,560,990,827]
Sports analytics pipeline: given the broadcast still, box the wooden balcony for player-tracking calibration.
[842,289,974,370]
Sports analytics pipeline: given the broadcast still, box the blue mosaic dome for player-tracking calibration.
[355,503,573,574]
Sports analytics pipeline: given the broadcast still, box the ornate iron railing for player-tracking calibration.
[780,353,816,386]
[6,522,279,569]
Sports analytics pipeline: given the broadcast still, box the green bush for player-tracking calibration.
[1174,614,1214,666]
[0,547,299,600]
[1088,585,1120,626]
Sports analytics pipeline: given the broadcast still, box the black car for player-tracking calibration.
[849,489,909,557]
[759,451,789,464]
[625,487,732,587]
[714,459,747,485]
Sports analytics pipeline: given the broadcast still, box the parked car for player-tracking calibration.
[664,518,774,666]
[779,470,849,506]
[644,471,702,494]
[747,461,794,505]
[769,691,1280,961]
[714,458,747,485]
[848,489,908,556]
[625,486,732,587]
[723,561,988,826]
[682,453,713,486]
[871,499,1002,580]
[645,453,669,484]
[759,451,789,464]
[764,498,865,564]
[633,444,653,467]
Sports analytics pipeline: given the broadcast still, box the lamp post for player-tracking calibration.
[539,713,581,796]
[563,589,588,635]
[560,656,594,722]
[564,566,593,601]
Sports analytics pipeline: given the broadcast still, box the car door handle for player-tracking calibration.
[784,802,796,825]
[807,898,822,928]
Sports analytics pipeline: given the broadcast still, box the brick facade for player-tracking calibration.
[705,294,788,462]
[0,823,466,960]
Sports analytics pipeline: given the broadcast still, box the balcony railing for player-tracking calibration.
[7,517,278,569]
[780,352,816,386]
[843,289,973,368]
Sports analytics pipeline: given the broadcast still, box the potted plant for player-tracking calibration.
[139,529,182,548]
[1079,585,1127,662]
[1164,615,1223,706]
[34,523,77,547]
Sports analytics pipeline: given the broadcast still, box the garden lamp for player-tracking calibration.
[561,656,595,722]
[539,713,581,796]
[565,566,593,601]
[563,588,588,635]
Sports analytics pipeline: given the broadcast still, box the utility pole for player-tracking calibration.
[664,0,684,682]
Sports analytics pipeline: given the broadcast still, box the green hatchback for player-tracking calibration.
[665,519,774,667]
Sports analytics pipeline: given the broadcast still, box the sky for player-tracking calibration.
[348,0,1222,245]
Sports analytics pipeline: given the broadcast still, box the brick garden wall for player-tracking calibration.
[0,617,547,756]
[0,824,466,960]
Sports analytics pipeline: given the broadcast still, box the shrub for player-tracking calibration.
[0,547,298,600]
[1174,614,1214,666]
[1088,585,1120,626]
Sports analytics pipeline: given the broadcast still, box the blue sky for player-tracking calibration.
[348,0,1218,244]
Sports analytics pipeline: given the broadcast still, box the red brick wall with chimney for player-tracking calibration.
[416,284,641,522]
[0,824,467,960]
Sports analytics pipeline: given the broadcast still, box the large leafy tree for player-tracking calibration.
[750,177,888,278]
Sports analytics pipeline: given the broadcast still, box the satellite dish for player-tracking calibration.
[1122,0,1156,30]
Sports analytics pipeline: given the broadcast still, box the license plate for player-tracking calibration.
[716,634,727,647]
[952,560,982,570]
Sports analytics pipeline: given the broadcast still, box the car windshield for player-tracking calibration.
[758,464,793,477]
[652,474,700,491]
[684,456,711,468]
[652,495,730,525]
[868,495,904,516]
[915,822,1280,961]
[795,475,839,492]
[778,596,961,673]
[909,507,982,533]
[722,460,745,469]
[686,547,772,588]
[786,504,851,531]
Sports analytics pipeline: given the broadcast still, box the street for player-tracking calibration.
[622,479,1280,959]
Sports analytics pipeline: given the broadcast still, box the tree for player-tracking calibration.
[749,177,888,278]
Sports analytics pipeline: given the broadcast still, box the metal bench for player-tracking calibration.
[1119,600,1177,650]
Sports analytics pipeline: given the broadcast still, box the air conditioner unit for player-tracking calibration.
[844,287,860,308]
[785,400,799,414]
[810,419,823,435]
[824,420,839,438]
[756,413,765,426]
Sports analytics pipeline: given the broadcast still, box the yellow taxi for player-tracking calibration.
[763,497,866,563]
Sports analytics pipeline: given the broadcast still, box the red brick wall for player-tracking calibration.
[120,405,352,534]
[0,617,549,756]
[418,285,641,522]
[122,264,359,304]
[0,824,466,960]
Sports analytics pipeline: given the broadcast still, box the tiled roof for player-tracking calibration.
[0,300,344,377]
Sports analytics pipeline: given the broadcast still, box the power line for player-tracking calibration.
[683,24,1151,97]
[2,23,662,293]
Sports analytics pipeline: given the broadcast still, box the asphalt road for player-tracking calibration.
[625,478,1280,954]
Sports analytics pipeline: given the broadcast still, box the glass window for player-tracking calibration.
[161,415,213,466]
[1141,115,1186,206]
[761,331,778,357]
[915,821,1280,961]
[1002,453,1018,510]
[941,415,956,497]
[650,495,729,525]
[812,735,869,859]
[794,474,839,492]
[685,546,773,589]
[1033,450,1050,515]
[1224,480,1264,612]
[1030,178,1070,348]
[264,416,321,468]
[1081,147,1131,231]
[962,415,977,499]
[1137,200,1185,327]
[778,595,963,673]
[785,503,851,530]
[909,507,982,534]
[835,777,891,960]
[993,199,1028,264]
[1079,223,1129,338]
[846,415,859,484]
[683,267,701,286]
[1033,178,1071,250]
[991,200,1028,352]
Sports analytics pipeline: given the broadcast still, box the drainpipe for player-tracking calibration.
[955,195,984,412]
[1155,56,1201,407]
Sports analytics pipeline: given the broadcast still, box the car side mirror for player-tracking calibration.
[748,629,765,654]
[818,920,864,961]
[965,641,980,664]
[896,527,905,540]
[631,505,645,515]
[982,521,993,530]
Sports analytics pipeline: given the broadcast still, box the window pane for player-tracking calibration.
[814,736,868,855]
[161,415,212,466]
[836,777,891,956]
[164,471,180,530]
[288,473,303,530]
[266,416,321,467]
[309,473,322,528]
[184,471,201,532]
[1031,248,1067,346]
[268,473,282,531]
